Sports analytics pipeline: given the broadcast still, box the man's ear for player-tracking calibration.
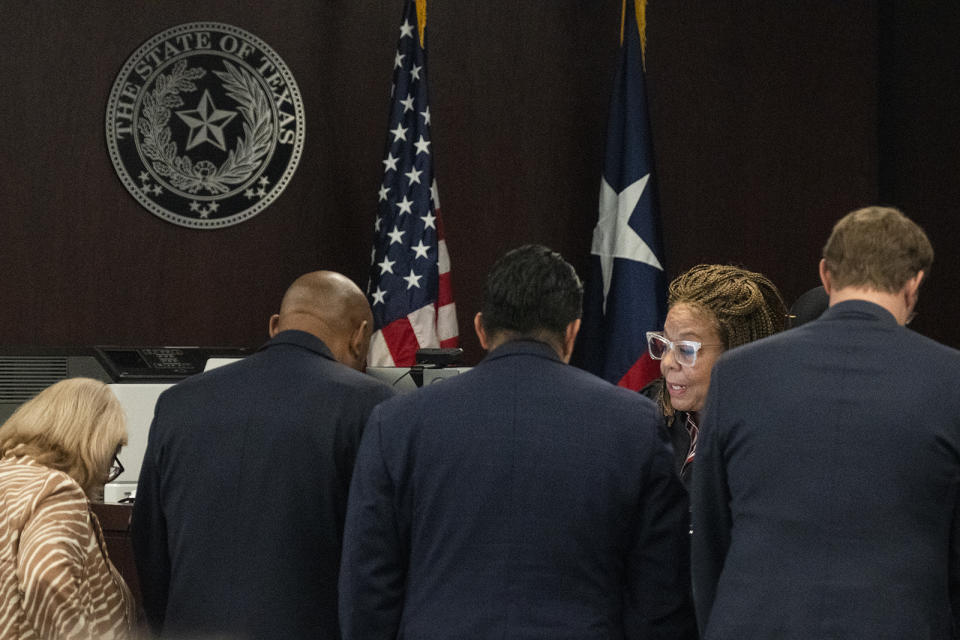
[903,269,924,312]
[474,312,489,350]
[268,314,281,338]
[560,318,582,364]
[818,259,832,295]
[349,319,369,359]
[909,269,925,294]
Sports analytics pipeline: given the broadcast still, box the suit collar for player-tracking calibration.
[481,338,563,365]
[820,299,899,326]
[258,330,336,361]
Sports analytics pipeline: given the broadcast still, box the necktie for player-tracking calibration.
[681,413,698,476]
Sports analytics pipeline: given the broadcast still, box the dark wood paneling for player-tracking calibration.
[0,1,397,348]
[878,1,960,344]
[3,1,958,364]
[646,1,879,306]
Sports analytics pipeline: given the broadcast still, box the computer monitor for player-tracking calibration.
[366,366,470,392]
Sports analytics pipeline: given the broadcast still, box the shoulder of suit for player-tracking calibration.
[905,328,960,357]
[563,362,659,404]
[337,365,398,399]
[379,359,654,411]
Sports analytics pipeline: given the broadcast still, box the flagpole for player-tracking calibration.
[573,0,666,390]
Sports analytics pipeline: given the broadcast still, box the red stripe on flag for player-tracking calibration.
[617,352,661,391]
[437,271,454,307]
[440,336,459,349]
[381,316,421,366]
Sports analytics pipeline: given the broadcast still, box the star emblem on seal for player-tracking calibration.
[177,90,237,151]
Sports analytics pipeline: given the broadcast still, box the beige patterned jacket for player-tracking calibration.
[0,454,134,640]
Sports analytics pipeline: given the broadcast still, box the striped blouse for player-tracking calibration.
[0,454,134,640]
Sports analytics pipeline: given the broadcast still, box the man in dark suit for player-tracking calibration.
[339,245,696,639]
[131,271,395,639]
[692,206,960,638]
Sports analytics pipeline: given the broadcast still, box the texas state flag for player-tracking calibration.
[574,0,667,391]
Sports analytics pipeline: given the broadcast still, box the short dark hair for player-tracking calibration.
[481,245,583,340]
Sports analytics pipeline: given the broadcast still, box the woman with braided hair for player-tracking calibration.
[641,264,787,487]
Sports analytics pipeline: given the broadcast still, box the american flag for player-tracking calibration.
[367,0,457,366]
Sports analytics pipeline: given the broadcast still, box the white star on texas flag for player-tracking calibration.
[590,174,663,312]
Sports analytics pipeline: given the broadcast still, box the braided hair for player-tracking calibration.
[668,264,787,350]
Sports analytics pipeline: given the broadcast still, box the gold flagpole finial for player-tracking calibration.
[620,0,648,67]
[620,0,627,46]
[416,0,427,48]
[637,0,647,65]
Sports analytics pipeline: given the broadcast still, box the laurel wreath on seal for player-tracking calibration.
[137,59,274,195]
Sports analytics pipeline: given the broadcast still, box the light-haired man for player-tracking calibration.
[692,207,960,638]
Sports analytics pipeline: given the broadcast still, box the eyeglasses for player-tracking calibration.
[106,455,124,484]
[646,331,723,368]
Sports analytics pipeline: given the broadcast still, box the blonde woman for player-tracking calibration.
[0,378,134,640]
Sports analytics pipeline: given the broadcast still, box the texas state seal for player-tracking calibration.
[106,22,305,229]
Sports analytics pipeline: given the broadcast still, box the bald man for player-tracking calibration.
[132,271,395,640]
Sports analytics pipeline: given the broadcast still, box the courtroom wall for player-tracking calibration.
[0,1,954,364]
[877,2,960,347]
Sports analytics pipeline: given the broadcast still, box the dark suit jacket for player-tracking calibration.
[339,339,696,640]
[131,330,395,639]
[692,300,960,639]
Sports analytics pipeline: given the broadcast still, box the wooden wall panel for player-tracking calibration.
[878,2,960,345]
[2,1,957,366]
[645,1,879,303]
